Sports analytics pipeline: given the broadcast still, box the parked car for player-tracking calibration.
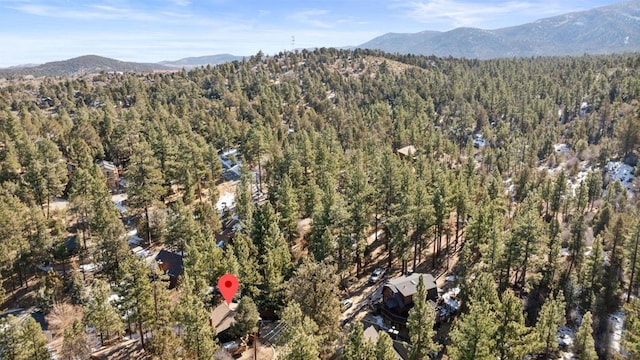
[341,298,353,310]
[222,340,246,356]
[369,268,385,284]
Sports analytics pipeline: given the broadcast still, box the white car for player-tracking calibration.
[369,268,385,284]
[341,299,353,310]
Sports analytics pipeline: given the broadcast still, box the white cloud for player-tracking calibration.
[289,9,333,29]
[7,3,159,21]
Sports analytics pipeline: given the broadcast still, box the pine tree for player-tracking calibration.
[84,279,123,346]
[20,317,51,360]
[550,171,567,218]
[177,275,218,359]
[375,331,397,360]
[344,322,374,360]
[235,167,255,231]
[67,162,99,252]
[278,302,320,360]
[127,140,164,246]
[580,235,604,311]
[60,320,90,360]
[285,260,341,344]
[448,300,497,360]
[276,174,299,240]
[0,315,22,360]
[495,289,529,360]
[233,232,261,298]
[407,275,440,360]
[574,311,597,360]
[628,219,640,302]
[232,296,260,340]
[147,326,181,360]
[116,256,155,349]
[623,298,640,357]
[92,197,128,281]
[166,200,200,254]
[432,180,448,267]
[345,151,373,275]
[532,292,565,358]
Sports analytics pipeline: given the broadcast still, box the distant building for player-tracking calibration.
[97,160,119,189]
[396,145,416,160]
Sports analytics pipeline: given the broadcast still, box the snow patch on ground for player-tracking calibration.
[568,162,592,195]
[127,229,143,246]
[555,143,570,154]
[48,197,69,210]
[111,193,128,213]
[557,326,575,348]
[370,315,389,331]
[610,311,625,355]
[216,191,236,212]
[606,161,635,192]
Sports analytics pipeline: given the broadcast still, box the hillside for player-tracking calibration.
[2,49,640,359]
[359,0,640,58]
[159,54,245,68]
[0,55,173,78]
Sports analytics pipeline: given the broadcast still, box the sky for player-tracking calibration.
[0,0,623,67]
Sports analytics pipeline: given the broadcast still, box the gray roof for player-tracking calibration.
[363,325,379,343]
[98,160,116,171]
[384,273,436,298]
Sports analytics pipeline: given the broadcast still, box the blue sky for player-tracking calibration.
[0,0,622,67]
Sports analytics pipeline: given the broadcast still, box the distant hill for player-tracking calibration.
[0,55,173,78]
[359,0,640,58]
[159,54,245,68]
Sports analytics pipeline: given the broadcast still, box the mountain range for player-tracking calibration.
[359,0,640,58]
[1,0,639,77]
[0,55,175,78]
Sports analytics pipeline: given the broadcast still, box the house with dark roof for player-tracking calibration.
[155,250,183,288]
[381,273,438,327]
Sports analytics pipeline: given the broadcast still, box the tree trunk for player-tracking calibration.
[138,320,145,349]
[432,230,437,268]
[145,206,152,246]
[446,230,450,270]
[627,230,640,302]
[413,235,418,271]
[455,212,460,251]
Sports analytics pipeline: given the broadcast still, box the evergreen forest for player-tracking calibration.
[1,48,640,359]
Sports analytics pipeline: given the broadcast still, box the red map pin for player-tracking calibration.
[218,274,239,306]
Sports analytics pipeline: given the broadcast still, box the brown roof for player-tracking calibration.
[211,302,238,334]
[384,273,436,298]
